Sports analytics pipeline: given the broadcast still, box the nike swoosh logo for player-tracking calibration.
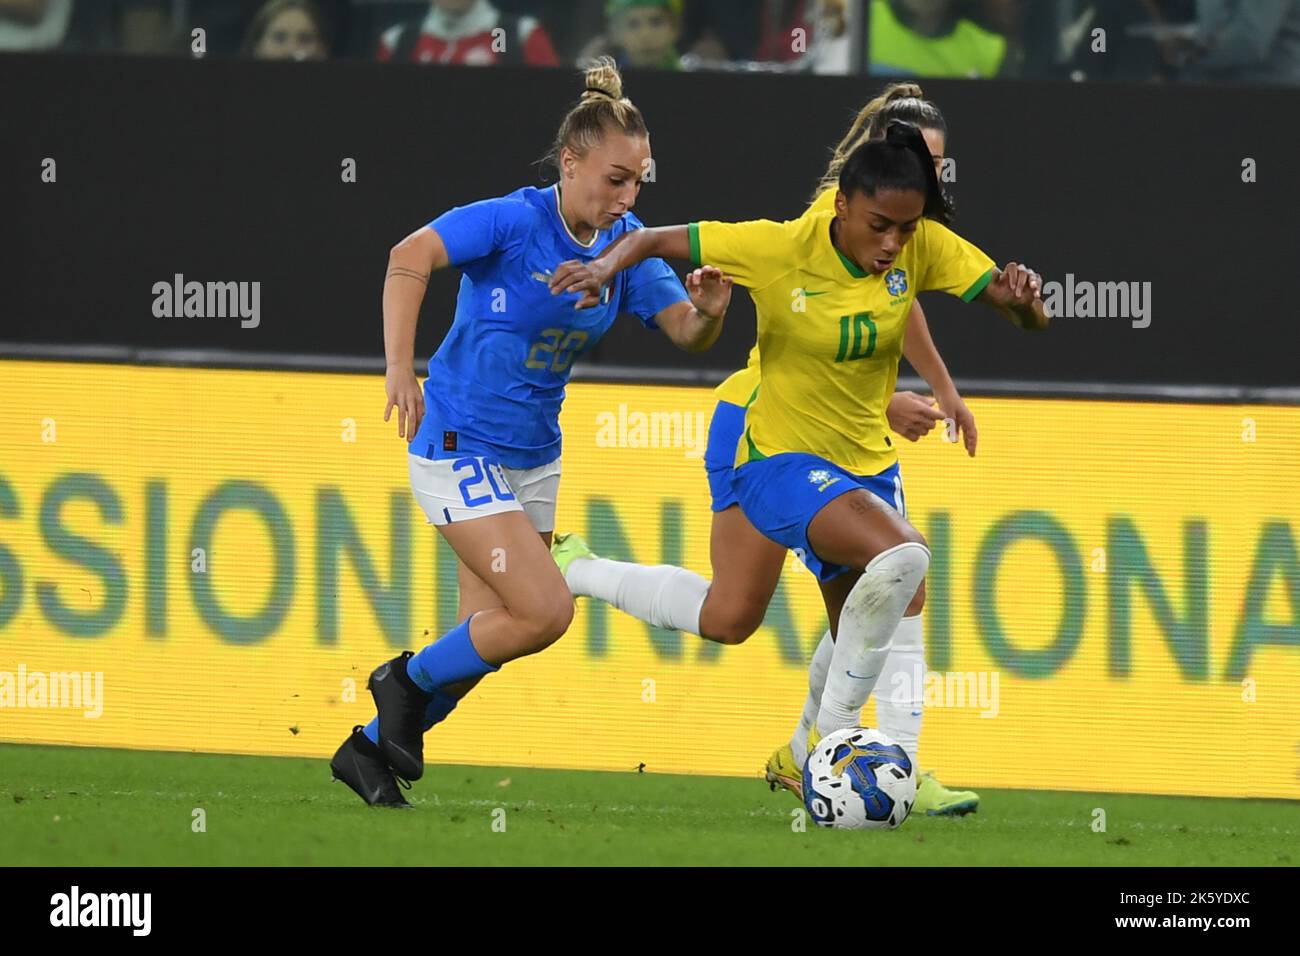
[802,290,828,297]
[846,671,877,681]
[910,711,922,717]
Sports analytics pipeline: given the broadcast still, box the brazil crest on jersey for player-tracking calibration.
[689,201,993,476]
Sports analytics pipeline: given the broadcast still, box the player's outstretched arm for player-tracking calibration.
[652,266,733,353]
[976,262,1051,331]
[900,301,977,455]
[549,225,692,308]
[383,226,451,443]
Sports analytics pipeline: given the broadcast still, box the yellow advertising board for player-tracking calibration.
[1,361,1297,799]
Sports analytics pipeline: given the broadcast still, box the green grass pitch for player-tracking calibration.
[1,743,1294,866]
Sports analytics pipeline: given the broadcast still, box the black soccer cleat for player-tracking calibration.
[368,650,434,781]
[330,725,414,809]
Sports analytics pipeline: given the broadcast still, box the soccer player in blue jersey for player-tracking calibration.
[329,58,734,807]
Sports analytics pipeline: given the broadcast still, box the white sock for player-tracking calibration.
[816,542,929,737]
[790,629,833,766]
[875,614,924,766]
[564,556,708,635]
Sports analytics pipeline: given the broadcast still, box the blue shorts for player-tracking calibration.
[703,400,746,512]
[731,452,906,582]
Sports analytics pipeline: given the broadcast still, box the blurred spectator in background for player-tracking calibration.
[810,0,851,72]
[577,0,684,69]
[0,0,73,49]
[975,0,1024,74]
[1177,0,1300,84]
[677,0,810,64]
[242,0,330,59]
[378,0,560,66]
[185,0,350,56]
[752,0,811,62]
[868,0,1006,77]
[1018,0,1171,81]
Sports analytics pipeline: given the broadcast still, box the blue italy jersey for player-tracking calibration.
[411,184,688,468]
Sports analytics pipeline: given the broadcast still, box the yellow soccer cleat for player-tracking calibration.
[806,723,821,752]
[764,743,804,800]
[913,771,980,816]
[550,531,595,578]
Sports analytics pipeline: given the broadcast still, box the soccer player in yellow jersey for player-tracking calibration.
[552,118,1048,804]
[556,87,1001,813]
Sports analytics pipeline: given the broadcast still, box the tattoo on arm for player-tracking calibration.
[387,266,429,285]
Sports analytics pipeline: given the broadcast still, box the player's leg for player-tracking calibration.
[406,528,559,724]
[356,554,512,750]
[874,579,924,771]
[370,509,571,779]
[559,503,788,641]
[763,627,832,797]
[807,489,928,741]
[557,535,712,635]
[697,505,788,642]
[778,563,918,784]
[559,399,788,644]
[844,467,979,814]
[334,452,530,807]
[339,470,556,808]
[786,629,834,759]
[700,505,829,794]
[873,575,977,814]
[765,456,979,810]
[367,454,571,781]
[355,457,560,748]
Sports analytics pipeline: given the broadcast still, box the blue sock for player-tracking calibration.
[361,688,459,745]
[359,619,494,746]
[406,617,498,692]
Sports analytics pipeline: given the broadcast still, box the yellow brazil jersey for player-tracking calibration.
[689,206,994,476]
[713,187,838,407]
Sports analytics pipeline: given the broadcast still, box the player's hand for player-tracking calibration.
[549,258,613,309]
[990,262,1043,308]
[384,364,424,443]
[686,265,732,319]
[936,388,978,457]
[987,262,1050,330]
[886,391,945,442]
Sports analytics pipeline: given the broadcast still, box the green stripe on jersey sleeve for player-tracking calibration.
[960,267,994,303]
[687,222,702,267]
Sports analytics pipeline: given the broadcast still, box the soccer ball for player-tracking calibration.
[802,727,916,830]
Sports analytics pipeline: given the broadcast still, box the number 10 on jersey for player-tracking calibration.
[835,312,877,363]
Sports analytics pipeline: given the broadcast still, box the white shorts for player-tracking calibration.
[408,453,561,532]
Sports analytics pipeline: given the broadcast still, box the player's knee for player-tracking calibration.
[541,597,576,645]
[864,539,928,576]
[700,597,764,645]
[516,595,574,652]
[847,541,930,647]
[708,615,761,645]
[841,526,928,576]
